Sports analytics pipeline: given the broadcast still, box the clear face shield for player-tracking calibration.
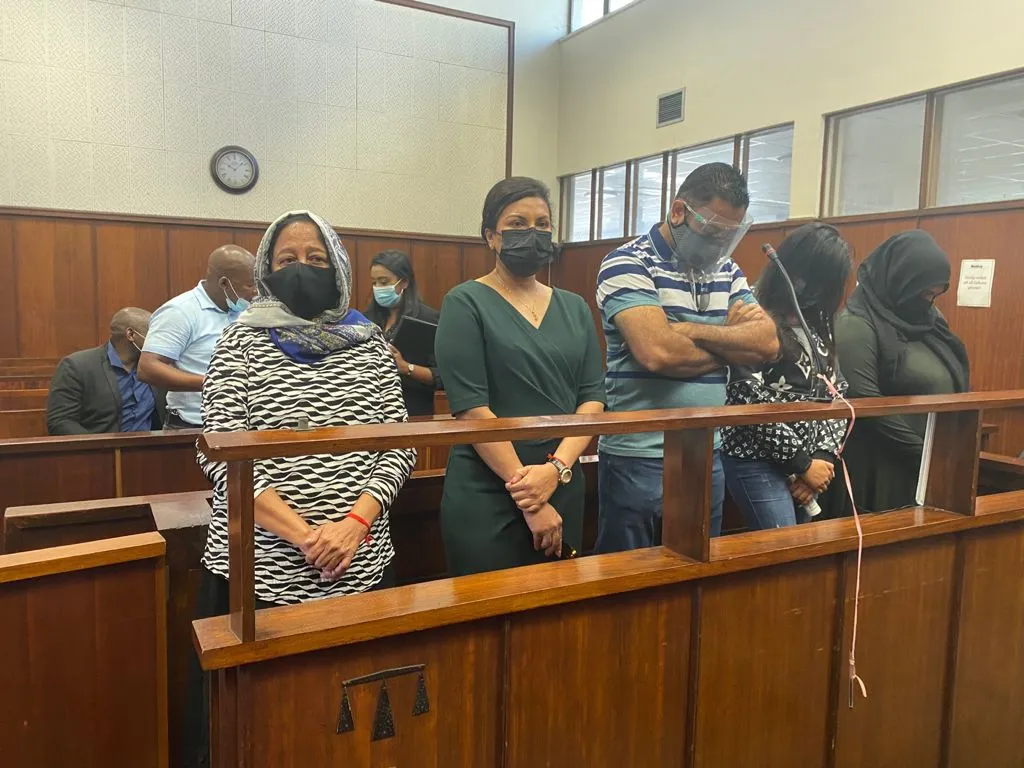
[670,201,753,278]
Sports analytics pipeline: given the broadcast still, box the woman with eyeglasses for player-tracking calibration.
[435,177,606,575]
[835,230,970,513]
[365,250,442,417]
[720,223,853,529]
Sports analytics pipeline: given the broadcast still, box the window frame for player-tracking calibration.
[568,0,640,34]
[558,121,795,243]
[821,67,1024,217]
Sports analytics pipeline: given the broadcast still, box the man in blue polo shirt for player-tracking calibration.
[595,163,779,551]
[138,245,255,428]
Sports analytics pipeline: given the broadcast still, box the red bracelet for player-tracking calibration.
[345,512,373,543]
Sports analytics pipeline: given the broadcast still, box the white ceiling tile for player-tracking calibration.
[127,76,164,148]
[295,163,326,215]
[325,0,355,41]
[232,91,267,159]
[296,100,327,165]
[163,14,199,87]
[126,0,161,10]
[162,0,196,17]
[264,31,296,97]
[87,2,127,75]
[326,105,356,169]
[48,68,90,142]
[325,166,357,227]
[326,44,355,108]
[47,0,87,69]
[198,0,230,23]
[264,96,297,163]
[265,0,295,36]
[356,48,384,112]
[198,20,232,89]
[295,0,325,41]
[88,72,128,145]
[296,39,326,103]
[5,0,47,65]
[261,158,297,217]
[198,87,234,152]
[164,151,201,215]
[51,139,93,210]
[164,83,199,151]
[128,145,167,214]
[91,143,131,213]
[0,133,11,207]
[353,0,384,51]
[231,0,264,30]
[126,8,163,81]
[439,64,507,130]
[5,62,49,137]
[8,134,52,206]
[231,25,264,94]
[385,54,438,120]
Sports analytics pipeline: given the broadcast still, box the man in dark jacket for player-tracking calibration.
[47,307,167,435]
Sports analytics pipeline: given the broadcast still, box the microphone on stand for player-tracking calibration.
[761,243,823,517]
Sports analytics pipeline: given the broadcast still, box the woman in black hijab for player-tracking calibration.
[835,230,970,512]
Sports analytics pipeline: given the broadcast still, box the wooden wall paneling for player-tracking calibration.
[832,217,920,269]
[0,553,166,768]
[94,223,170,342]
[833,536,957,768]
[505,586,692,768]
[353,238,412,314]
[166,227,236,297]
[119,443,211,497]
[14,219,97,358]
[921,211,1024,393]
[230,228,264,257]
[946,523,1024,768]
[0,409,47,438]
[729,224,787,284]
[0,219,19,356]
[0,451,116,551]
[409,242,462,311]
[237,619,504,768]
[692,557,838,768]
[460,243,492,281]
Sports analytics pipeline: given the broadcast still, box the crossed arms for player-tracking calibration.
[614,302,779,378]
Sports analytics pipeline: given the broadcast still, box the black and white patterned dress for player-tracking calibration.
[199,323,416,605]
[722,325,849,475]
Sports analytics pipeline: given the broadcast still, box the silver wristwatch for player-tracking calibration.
[547,455,572,485]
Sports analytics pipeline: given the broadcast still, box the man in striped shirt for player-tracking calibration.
[594,163,779,551]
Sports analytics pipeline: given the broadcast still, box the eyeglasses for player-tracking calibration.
[683,202,751,239]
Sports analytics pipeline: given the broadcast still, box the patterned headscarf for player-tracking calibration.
[238,210,378,361]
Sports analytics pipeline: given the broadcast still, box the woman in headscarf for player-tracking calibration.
[184,211,416,767]
[835,229,970,513]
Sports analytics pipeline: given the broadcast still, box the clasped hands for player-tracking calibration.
[300,516,370,583]
[788,459,835,507]
[506,463,563,557]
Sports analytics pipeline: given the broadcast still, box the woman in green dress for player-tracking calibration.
[435,177,606,576]
[835,230,970,512]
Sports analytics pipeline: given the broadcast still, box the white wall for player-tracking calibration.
[0,0,553,236]
[557,0,1024,218]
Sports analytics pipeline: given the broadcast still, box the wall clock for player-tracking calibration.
[210,145,259,194]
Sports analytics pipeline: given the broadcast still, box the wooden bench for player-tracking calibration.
[1,533,168,768]
[0,408,46,438]
[0,388,48,411]
[0,374,54,390]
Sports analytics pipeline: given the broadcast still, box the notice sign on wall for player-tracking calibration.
[956,259,996,308]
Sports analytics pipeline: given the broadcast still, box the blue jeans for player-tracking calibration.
[722,456,799,530]
[595,450,725,553]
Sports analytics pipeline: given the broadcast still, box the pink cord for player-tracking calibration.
[819,376,868,707]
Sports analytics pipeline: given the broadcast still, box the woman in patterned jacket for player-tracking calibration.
[720,222,852,529]
[185,210,417,767]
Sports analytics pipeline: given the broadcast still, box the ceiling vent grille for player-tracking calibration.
[657,89,685,128]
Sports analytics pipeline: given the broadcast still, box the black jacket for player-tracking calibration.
[46,345,167,435]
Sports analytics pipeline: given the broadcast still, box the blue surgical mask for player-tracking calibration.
[373,284,402,308]
[222,278,250,313]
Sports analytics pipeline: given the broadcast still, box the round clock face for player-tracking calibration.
[211,146,258,193]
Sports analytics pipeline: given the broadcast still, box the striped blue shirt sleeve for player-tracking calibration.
[729,262,756,305]
[596,249,662,321]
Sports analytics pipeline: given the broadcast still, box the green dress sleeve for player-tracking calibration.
[835,312,923,459]
[435,288,489,415]
[574,295,607,407]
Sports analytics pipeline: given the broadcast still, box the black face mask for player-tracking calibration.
[896,295,936,324]
[262,262,341,320]
[497,228,555,277]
